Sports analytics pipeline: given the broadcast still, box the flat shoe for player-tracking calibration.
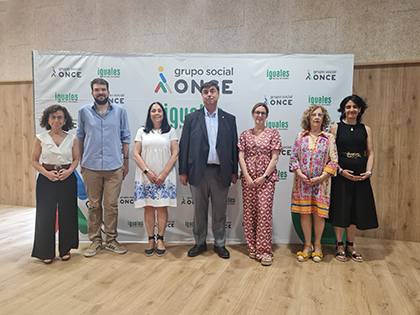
[261,256,273,266]
[43,259,53,264]
[346,250,363,262]
[312,252,324,262]
[249,253,256,259]
[62,252,71,261]
[144,248,154,257]
[297,244,313,262]
[156,248,166,256]
[312,244,323,262]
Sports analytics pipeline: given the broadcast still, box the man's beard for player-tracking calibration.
[94,95,109,105]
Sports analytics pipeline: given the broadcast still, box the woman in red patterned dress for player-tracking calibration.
[238,102,282,266]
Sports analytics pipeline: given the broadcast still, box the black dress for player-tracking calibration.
[329,122,378,230]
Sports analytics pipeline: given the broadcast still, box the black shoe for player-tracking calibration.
[188,243,207,257]
[213,245,230,259]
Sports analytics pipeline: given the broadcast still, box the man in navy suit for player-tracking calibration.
[179,81,238,259]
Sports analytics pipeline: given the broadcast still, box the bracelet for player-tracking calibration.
[144,168,149,174]
[123,156,129,159]
[338,168,343,174]
[366,171,372,175]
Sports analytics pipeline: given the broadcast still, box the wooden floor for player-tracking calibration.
[0,205,419,315]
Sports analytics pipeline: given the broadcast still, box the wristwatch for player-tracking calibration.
[263,174,269,179]
[144,168,149,174]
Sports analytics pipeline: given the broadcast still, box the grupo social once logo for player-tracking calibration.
[306,69,337,81]
[154,66,234,94]
[51,66,82,78]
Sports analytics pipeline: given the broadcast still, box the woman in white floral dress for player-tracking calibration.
[133,102,178,256]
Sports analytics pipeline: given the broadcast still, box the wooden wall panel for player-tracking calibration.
[353,63,420,242]
[0,81,35,207]
[0,62,419,241]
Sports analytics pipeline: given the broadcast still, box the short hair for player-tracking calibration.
[251,102,269,116]
[40,104,75,131]
[200,81,219,93]
[90,78,109,91]
[144,102,171,134]
[338,94,368,122]
[301,105,331,131]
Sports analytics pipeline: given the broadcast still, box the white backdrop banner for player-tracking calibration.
[32,51,354,244]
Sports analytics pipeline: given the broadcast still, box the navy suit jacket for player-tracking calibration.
[179,107,239,187]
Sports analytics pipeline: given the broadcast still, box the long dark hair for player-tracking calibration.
[338,94,368,123]
[144,102,171,134]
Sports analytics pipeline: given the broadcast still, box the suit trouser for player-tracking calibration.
[32,173,79,260]
[190,165,229,247]
[81,166,123,242]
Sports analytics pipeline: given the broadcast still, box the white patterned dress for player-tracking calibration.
[134,127,178,208]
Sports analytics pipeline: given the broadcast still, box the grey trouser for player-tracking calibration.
[190,165,229,247]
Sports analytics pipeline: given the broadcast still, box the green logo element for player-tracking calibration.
[55,92,78,103]
[97,67,121,78]
[267,69,289,80]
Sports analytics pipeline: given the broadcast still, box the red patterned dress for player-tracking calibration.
[289,131,338,218]
[238,128,282,259]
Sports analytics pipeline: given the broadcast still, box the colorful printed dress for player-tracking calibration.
[134,127,178,208]
[289,131,338,218]
[238,128,282,259]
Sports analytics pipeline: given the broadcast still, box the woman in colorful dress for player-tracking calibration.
[133,102,178,256]
[329,95,377,262]
[31,104,79,264]
[289,105,338,262]
[238,102,282,266]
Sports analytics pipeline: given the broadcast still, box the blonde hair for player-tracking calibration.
[300,105,331,131]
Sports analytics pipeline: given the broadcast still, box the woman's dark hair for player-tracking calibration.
[338,94,368,123]
[40,104,75,131]
[144,102,171,134]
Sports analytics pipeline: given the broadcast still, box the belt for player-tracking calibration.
[340,152,363,159]
[42,163,71,171]
[207,164,220,167]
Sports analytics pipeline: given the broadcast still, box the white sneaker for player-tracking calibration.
[105,240,127,254]
[84,240,102,257]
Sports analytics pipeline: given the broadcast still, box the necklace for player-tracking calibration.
[344,119,355,131]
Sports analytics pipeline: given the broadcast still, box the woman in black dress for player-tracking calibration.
[329,95,378,262]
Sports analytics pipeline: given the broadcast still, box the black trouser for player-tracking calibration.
[31,173,79,260]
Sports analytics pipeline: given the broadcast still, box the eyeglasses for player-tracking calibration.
[254,111,267,116]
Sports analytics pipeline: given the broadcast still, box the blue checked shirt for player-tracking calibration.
[76,102,131,171]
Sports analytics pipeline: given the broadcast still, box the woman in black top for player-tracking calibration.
[329,95,378,262]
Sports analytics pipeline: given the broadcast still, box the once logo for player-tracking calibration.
[119,196,134,204]
[181,196,194,205]
[306,70,337,81]
[280,145,292,156]
[51,67,82,78]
